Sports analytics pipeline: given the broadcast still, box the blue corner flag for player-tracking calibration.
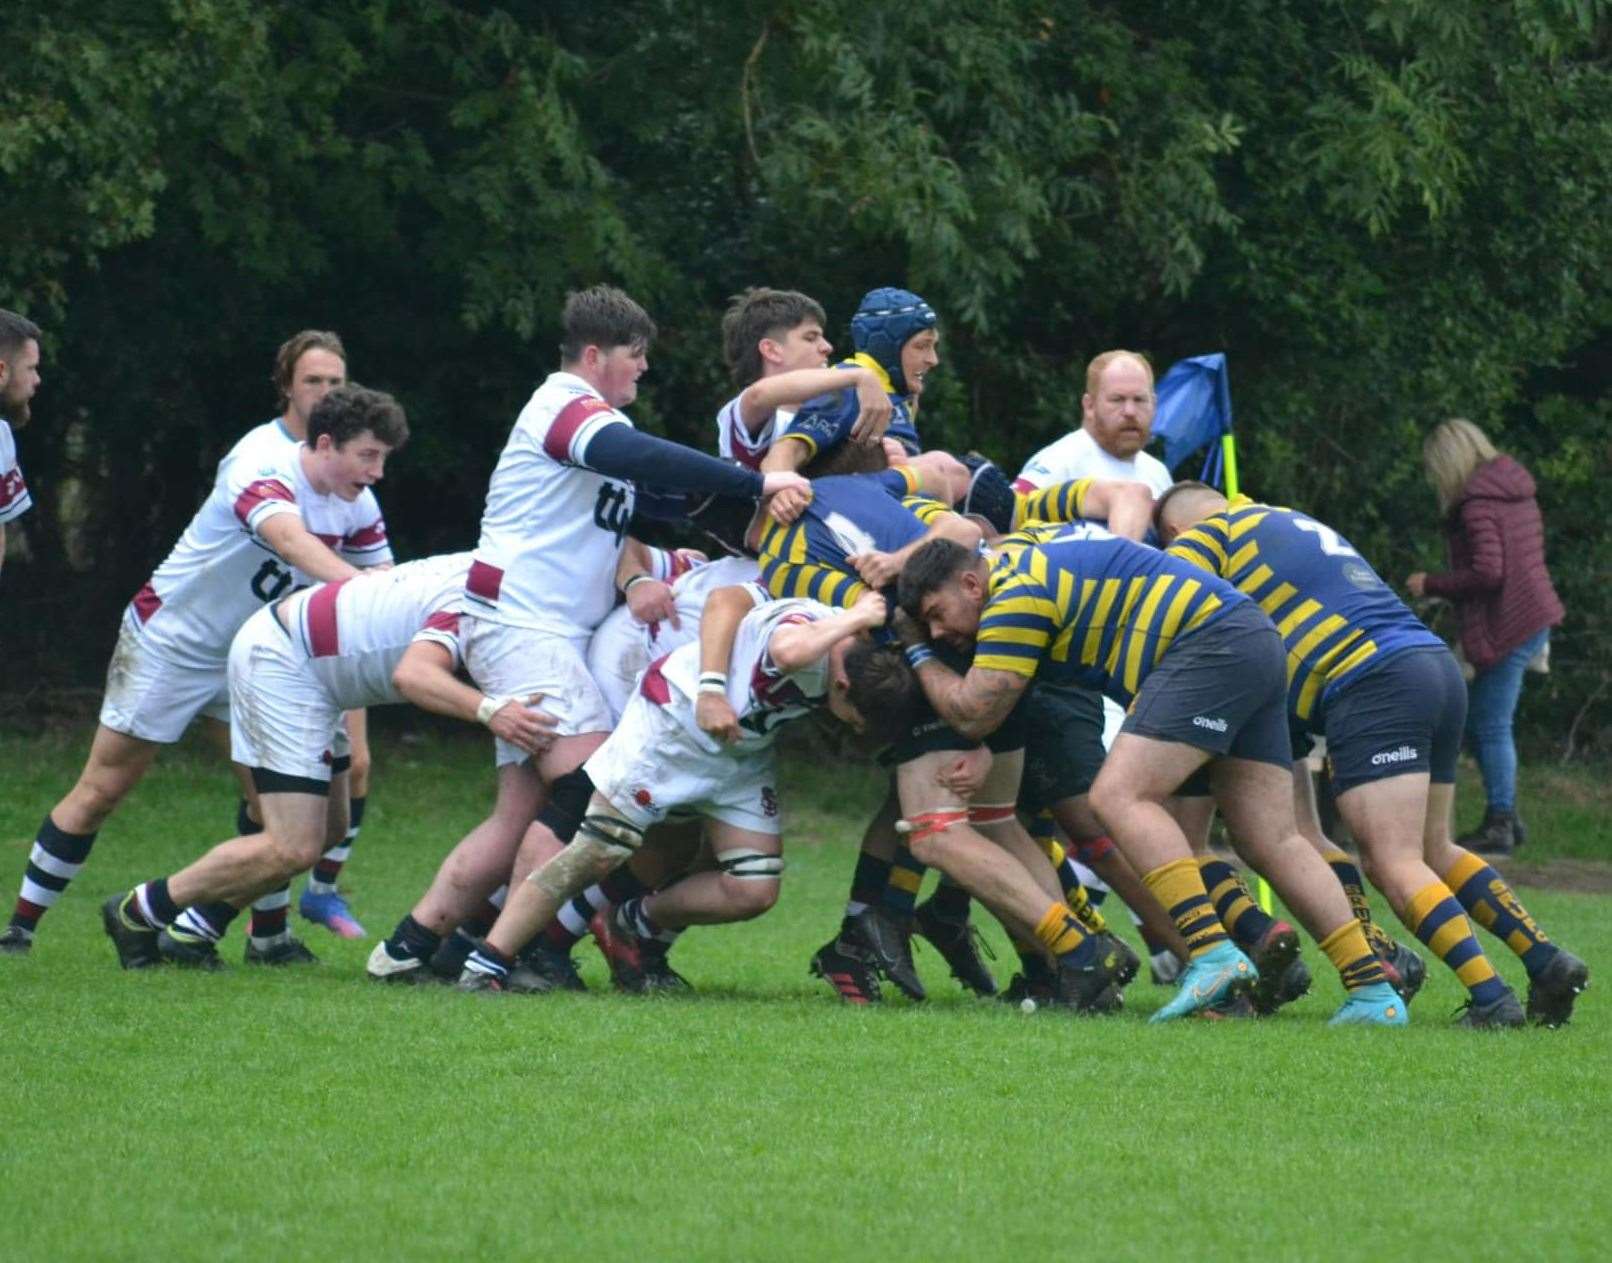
[1150,353,1233,487]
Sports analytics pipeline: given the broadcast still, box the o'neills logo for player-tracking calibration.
[1371,745,1419,766]
[1192,716,1228,733]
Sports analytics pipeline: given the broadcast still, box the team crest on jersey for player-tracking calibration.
[633,787,654,808]
[760,786,779,818]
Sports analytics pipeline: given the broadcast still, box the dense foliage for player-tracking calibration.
[4,1,1608,752]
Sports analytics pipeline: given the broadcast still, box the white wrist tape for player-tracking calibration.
[476,695,511,726]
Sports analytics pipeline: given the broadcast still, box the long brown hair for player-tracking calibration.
[1423,417,1499,514]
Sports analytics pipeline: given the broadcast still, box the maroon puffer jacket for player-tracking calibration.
[1423,455,1564,670]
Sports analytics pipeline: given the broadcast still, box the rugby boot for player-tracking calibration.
[636,940,693,993]
[511,943,586,993]
[1096,931,1141,987]
[244,935,320,965]
[998,972,1055,1009]
[365,940,437,985]
[1150,942,1256,1024]
[1379,939,1427,1005]
[592,911,649,992]
[1047,947,1124,1015]
[1328,981,1408,1026]
[1247,920,1302,1015]
[1455,989,1527,1029]
[845,906,925,1001]
[809,936,883,1005]
[157,927,224,970]
[0,925,33,955]
[913,900,997,997]
[1526,948,1589,1028]
[101,892,160,970]
[456,968,507,994]
[298,889,366,940]
[1458,808,1518,857]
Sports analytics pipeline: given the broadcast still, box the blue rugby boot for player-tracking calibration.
[1329,981,1409,1026]
[1149,941,1256,1023]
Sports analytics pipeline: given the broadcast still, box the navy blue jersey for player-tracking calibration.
[1168,497,1443,726]
[779,354,921,464]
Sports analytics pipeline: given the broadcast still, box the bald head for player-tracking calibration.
[1153,480,1228,543]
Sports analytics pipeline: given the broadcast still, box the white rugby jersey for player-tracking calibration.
[0,419,31,524]
[467,372,635,639]
[279,552,470,710]
[646,596,834,753]
[125,422,392,669]
[715,392,795,471]
[1014,428,1172,498]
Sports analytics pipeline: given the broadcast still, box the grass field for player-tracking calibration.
[3,727,1609,1261]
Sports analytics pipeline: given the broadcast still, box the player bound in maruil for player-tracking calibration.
[894,529,1409,1025]
[1156,482,1590,1028]
[4,379,400,957]
[101,551,557,970]
[367,285,811,985]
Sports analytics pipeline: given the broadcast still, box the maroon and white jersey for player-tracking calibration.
[0,419,30,525]
[467,371,635,640]
[279,552,470,710]
[124,422,391,670]
[645,596,834,754]
[715,392,794,471]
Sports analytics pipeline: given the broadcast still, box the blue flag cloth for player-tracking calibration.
[1150,354,1232,479]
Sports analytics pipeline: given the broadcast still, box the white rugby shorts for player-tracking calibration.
[98,622,231,744]
[226,609,346,784]
[463,616,613,766]
[584,691,781,837]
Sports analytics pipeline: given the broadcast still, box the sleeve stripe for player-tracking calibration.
[543,396,617,463]
[343,521,389,550]
[233,478,296,527]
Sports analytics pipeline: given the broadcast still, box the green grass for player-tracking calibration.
[3,729,1610,1261]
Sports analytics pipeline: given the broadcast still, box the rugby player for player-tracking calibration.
[895,533,1407,1025]
[367,285,809,984]
[0,309,41,608]
[101,553,556,968]
[4,384,403,956]
[455,587,893,992]
[1158,482,1590,1027]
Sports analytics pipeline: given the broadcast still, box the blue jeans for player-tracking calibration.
[1464,628,1549,812]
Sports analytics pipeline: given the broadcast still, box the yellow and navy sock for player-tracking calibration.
[1317,921,1388,991]
[1034,901,1098,968]
[880,846,926,918]
[1405,881,1510,1006]
[1141,858,1229,959]
[1197,856,1274,951]
[1320,845,1395,955]
[1441,849,1560,979]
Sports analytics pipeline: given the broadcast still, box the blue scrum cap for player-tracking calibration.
[850,287,936,396]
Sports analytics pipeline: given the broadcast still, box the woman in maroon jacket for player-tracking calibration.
[1408,419,1564,855]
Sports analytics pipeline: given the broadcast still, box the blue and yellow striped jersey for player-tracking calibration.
[974,532,1242,703]
[1011,478,1095,531]
[1167,497,1443,726]
[755,469,936,608]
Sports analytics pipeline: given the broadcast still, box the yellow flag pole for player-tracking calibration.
[1221,433,1276,914]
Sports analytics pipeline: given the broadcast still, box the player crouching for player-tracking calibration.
[101,554,557,970]
[456,587,894,992]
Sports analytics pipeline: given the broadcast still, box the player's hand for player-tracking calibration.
[891,607,925,649]
[627,576,679,629]
[849,588,888,629]
[1405,571,1427,599]
[849,375,894,444]
[848,550,900,590]
[764,472,812,525]
[490,694,559,756]
[696,691,741,745]
[937,747,991,799]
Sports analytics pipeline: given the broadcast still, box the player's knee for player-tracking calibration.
[716,849,784,920]
[70,768,138,824]
[535,767,596,842]
[268,830,324,876]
